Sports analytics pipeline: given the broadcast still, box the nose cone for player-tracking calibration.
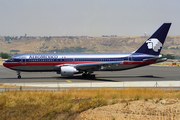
[3,61,9,68]
[3,62,7,67]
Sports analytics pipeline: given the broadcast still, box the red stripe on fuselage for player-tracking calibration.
[121,60,156,65]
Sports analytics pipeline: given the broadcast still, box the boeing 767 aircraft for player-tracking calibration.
[3,23,171,79]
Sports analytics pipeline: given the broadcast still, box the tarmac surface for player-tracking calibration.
[0,65,180,89]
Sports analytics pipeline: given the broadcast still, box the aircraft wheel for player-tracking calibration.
[82,74,95,79]
[82,73,87,78]
[18,75,21,79]
[91,75,96,79]
[86,74,91,79]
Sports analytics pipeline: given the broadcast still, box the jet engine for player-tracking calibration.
[61,66,78,76]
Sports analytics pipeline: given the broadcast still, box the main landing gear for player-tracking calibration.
[17,71,21,79]
[82,71,95,79]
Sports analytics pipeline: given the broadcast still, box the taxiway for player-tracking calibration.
[0,65,180,89]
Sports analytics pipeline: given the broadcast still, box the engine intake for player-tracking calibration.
[61,66,78,76]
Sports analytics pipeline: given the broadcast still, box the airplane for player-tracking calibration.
[3,23,171,79]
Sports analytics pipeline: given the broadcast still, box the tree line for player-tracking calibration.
[0,52,10,59]
[161,54,175,59]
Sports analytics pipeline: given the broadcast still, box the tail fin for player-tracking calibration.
[135,23,171,55]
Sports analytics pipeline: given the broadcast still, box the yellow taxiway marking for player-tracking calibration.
[66,80,72,82]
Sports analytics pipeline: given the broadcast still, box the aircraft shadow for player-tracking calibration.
[0,76,118,82]
[57,75,166,82]
[59,77,118,82]
[99,75,163,79]
[0,75,170,82]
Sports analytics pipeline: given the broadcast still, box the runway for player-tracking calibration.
[0,65,180,89]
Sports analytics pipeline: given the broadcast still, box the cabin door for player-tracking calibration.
[128,55,133,64]
[21,59,26,65]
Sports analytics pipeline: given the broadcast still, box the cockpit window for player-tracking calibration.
[8,58,14,61]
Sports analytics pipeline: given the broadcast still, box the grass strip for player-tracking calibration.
[0,88,180,120]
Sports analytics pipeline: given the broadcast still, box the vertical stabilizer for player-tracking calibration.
[135,23,171,55]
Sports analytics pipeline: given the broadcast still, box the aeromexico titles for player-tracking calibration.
[3,23,171,79]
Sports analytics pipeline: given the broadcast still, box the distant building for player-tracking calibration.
[144,32,147,37]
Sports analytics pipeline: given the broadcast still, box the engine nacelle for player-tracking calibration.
[61,66,78,76]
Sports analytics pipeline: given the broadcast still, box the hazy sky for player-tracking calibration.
[0,0,179,36]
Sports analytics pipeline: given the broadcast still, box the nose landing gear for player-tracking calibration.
[17,71,21,79]
[18,75,21,79]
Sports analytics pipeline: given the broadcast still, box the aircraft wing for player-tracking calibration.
[74,61,124,70]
